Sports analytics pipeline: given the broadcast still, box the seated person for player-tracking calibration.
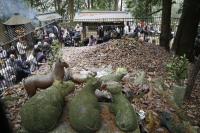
[7,46,17,58]
[88,35,97,46]
[0,72,6,90]
[6,54,16,67]
[36,51,46,63]
[14,58,31,83]
[0,46,7,61]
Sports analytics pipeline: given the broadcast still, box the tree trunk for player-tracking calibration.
[30,0,34,7]
[160,0,172,51]
[114,0,119,11]
[144,1,150,17]
[54,0,57,11]
[87,0,90,9]
[173,0,200,61]
[185,55,200,99]
[120,0,123,11]
[77,0,80,10]
[57,0,61,14]
[109,0,111,10]
[91,0,94,9]
[68,0,75,20]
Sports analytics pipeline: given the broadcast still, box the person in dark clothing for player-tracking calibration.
[98,25,104,39]
[134,24,142,38]
[36,51,46,63]
[0,73,4,81]
[0,73,5,89]
[14,59,31,83]
[7,46,17,58]
[0,100,13,133]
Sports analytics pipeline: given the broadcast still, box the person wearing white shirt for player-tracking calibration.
[124,24,129,35]
[17,38,27,60]
[130,23,136,33]
[63,29,69,39]
[75,24,82,32]
[0,47,7,60]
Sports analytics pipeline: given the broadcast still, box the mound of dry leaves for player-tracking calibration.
[1,38,199,132]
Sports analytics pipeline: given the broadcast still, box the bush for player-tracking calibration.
[166,55,189,82]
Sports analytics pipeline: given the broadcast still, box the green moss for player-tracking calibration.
[100,73,125,83]
[20,81,75,133]
[100,68,127,83]
[115,68,128,76]
[106,81,138,132]
[68,77,101,133]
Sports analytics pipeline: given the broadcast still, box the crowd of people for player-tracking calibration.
[86,21,163,46]
[62,24,83,46]
[57,21,163,47]
[0,43,31,89]
[0,23,62,90]
[125,22,161,40]
[0,22,85,90]
[0,21,175,90]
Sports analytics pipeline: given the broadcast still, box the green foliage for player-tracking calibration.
[126,0,161,17]
[166,55,189,82]
[48,40,62,69]
[100,68,128,83]
[76,0,116,10]
[91,0,110,10]
[25,0,117,14]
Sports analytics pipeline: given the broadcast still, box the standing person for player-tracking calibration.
[63,28,69,42]
[98,25,104,39]
[130,23,136,33]
[17,38,27,61]
[74,24,82,46]
[124,23,129,35]
[134,23,142,38]
[75,24,82,32]
[53,24,59,38]
[144,24,150,42]
[140,20,145,29]
[116,26,120,34]
[37,29,43,42]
